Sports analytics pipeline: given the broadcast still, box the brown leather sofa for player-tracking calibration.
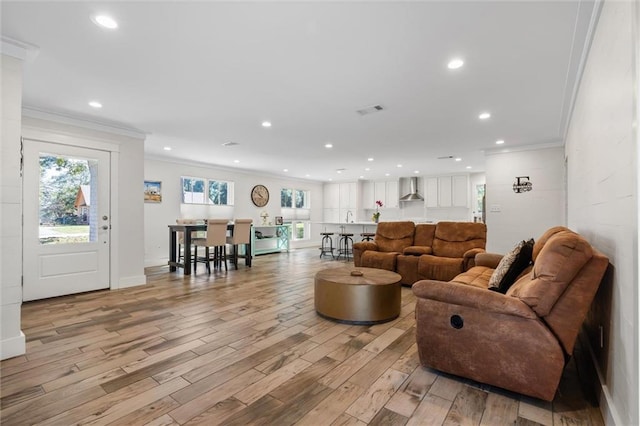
[353,221,487,285]
[412,226,609,401]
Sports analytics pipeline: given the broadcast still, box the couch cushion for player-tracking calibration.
[375,221,416,253]
[361,251,400,271]
[418,255,464,282]
[431,222,487,258]
[532,226,570,261]
[507,231,593,316]
[413,223,436,247]
[488,239,534,293]
[450,266,494,289]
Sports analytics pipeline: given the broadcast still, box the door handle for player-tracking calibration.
[102,225,109,230]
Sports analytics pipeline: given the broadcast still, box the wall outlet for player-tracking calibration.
[490,204,501,212]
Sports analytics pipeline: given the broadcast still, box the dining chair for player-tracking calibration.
[176,218,197,262]
[227,219,253,269]
[192,219,230,273]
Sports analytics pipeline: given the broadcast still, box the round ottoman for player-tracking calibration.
[314,267,402,324]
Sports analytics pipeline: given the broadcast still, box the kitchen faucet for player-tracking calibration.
[346,210,353,223]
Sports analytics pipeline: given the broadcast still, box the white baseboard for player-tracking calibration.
[0,331,25,360]
[586,338,625,425]
[116,275,147,289]
[145,257,169,268]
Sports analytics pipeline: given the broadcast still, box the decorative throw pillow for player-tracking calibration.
[488,239,534,293]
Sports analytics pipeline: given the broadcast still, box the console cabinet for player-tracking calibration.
[251,224,291,256]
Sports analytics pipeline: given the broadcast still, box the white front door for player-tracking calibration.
[23,140,111,301]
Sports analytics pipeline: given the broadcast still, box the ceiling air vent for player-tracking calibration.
[356,104,385,116]
[437,155,454,159]
[222,141,239,147]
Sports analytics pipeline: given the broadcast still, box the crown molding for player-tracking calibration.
[23,106,147,140]
[1,36,39,61]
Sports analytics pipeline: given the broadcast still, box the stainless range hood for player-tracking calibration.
[399,177,424,201]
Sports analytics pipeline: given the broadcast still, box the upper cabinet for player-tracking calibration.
[362,180,399,209]
[323,183,340,209]
[339,182,356,210]
[425,175,468,208]
[324,182,357,222]
[385,180,399,208]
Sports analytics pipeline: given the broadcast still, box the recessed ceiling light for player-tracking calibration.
[88,101,102,108]
[283,168,288,172]
[233,160,240,163]
[325,143,333,148]
[447,58,464,69]
[466,166,472,169]
[262,121,272,128]
[478,112,491,120]
[385,173,390,177]
[367,158,374,162]
[359,175,364,179]
[414,170,420,174]
[397,164,403,168]
[455,157,462,162]
[365,167,370,171]
[92,15,118,29]
[305,174,311,177]
[328,178,333,181]
[163,146,172,151]
[495,139,505,145]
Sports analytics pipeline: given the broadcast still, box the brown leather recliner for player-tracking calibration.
[398,222,486,283]
[412,227,609,401]
[352,221,415,271]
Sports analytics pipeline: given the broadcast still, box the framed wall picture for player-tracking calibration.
[144,180,162,203]
[275,216,283,225]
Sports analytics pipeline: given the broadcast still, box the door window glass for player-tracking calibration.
[39,154,97,244]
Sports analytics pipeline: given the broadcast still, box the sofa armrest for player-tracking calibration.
[463,248,485,270]
[353,241,378,252]
[412,280,536,319]
[403,246,433,256]
[474,252,503,269]
[353,241,379,266]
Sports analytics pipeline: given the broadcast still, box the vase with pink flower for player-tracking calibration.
[372,200,383,223]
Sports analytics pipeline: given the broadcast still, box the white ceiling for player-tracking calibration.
[2,1,596,182]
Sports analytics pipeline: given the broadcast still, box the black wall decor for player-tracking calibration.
[513,176,533,193]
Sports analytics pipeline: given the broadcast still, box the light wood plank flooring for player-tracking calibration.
[1,248,603,425]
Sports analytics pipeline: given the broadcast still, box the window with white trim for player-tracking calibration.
[281,188,310,240]
[181,176,234,205]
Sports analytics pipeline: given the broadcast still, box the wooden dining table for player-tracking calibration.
[168,223,251,275]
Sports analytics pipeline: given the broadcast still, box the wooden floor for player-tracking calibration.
[1,248,603,425]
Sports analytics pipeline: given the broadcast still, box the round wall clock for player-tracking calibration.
[251,184,269,207]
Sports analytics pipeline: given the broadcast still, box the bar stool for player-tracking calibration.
[360,232,375,241]
[319,232,335,259]
[337,232,354,261]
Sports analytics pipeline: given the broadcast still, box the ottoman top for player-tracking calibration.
[315,267,401,286]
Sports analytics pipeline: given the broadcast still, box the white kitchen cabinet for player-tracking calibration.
[426,175,468,208]
[323,183,339,209]
[339,182,356,209]
[386,180,399,208]
[362,181,374,209]
[374,181,386,206]
[452,175,469,207]
[426,178,439,208]
[438,176,452,207]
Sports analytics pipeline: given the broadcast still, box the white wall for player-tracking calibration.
[485,146,565,253]
[0,53,25,359]
[564,1,638,424]
[144,158,324,267]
